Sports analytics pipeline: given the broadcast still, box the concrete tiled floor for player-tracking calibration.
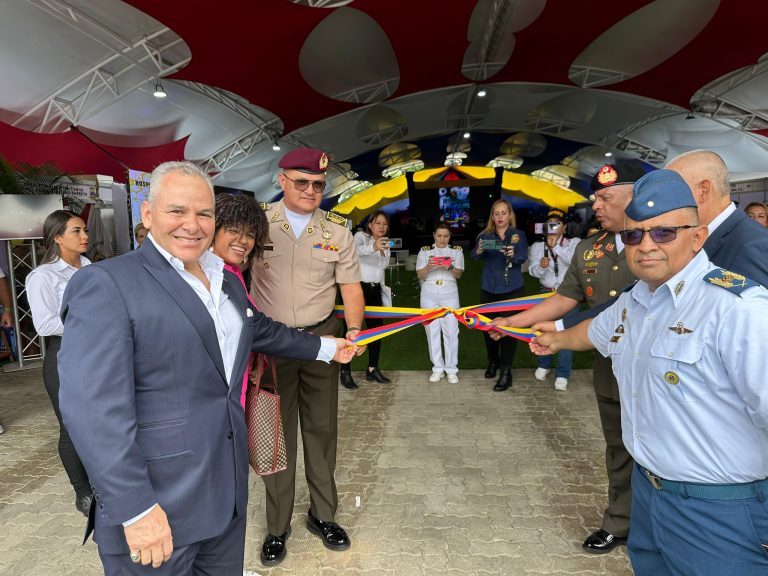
[0,367,632,575]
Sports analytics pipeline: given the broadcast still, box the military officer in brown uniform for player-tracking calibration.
[492,161,646,553]
[250,148,365,566]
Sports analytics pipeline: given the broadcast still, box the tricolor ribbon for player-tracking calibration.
[334,293,554,346]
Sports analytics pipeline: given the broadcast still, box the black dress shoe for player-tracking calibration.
[340,370,358,389]
[582,529,627,554]
[306,511,351,551]
[260,527,291,566]
[75,493,93,517]
[493,368,512,391]
[366,367,390,383]
[484,362,498,379]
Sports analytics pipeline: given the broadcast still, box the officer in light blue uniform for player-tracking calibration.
[535,169,768,575]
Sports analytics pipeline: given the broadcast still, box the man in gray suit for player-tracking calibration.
[58,161,355,575]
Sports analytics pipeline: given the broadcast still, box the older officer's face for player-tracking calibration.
[623,207,707,292]
[141,172,215,266]
[592,184,632,232]
[280,170,325,215]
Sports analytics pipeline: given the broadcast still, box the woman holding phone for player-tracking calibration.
[471,199,528,391]
[340,210,391,388]
[416,222,464,383]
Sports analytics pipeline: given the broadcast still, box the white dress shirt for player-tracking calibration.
[707,202,737,235]
[527,237,577,290]
[26,255,91,337]
[354,231,389,283]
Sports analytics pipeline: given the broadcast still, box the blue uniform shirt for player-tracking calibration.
[471,228,529,293]
[588,250,768,484]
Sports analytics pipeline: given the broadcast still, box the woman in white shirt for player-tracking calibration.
[526,208,578,390]
[340,210,391,388]
[416,223,464,383]
[26,210,92,516]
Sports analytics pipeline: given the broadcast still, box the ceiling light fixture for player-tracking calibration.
[271,140,281,151]
[604,151,613,157]
[153,82,167,98]
[462,131,471,139]
[477,88,487,97]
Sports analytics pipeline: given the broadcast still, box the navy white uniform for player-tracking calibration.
[416,245,464,376]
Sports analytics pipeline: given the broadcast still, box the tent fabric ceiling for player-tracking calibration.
[1,0,768,200]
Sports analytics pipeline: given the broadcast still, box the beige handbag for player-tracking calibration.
[245,357,287,476]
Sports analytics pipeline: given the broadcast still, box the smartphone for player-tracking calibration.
[534,223,544,234]
[547,222,562,234]
[433,256,453,267]
[483,239,503,250]
[388,239,396,248]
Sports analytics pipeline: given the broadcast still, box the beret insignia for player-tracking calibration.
[596,165,618,186]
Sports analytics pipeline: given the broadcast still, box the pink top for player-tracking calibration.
[224,264,261,408]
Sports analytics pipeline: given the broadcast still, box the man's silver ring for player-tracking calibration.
[130,552,141,563]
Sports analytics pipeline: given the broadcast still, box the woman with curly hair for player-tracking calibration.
[212,193,270,406]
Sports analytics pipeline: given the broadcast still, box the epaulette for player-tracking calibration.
[586,228,603,239]
[259,202,270,211]
[703,268,758,296]
[452,245,462,251]
[325,211,348,227]
[421,246,431,251]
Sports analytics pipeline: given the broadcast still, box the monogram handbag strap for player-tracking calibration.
[259,355,279,394]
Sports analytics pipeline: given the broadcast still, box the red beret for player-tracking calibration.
[278,147,330,174]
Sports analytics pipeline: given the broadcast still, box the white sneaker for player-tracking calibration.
[554,377,568,391]
[429,371,444,383]
[447,374,459,384]
[534,368,551,381]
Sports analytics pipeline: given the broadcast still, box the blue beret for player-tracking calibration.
[278,147,329,174]
[590,160,648,191]
[625,169,697,222]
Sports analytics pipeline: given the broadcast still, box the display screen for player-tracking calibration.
[439,186,470,231]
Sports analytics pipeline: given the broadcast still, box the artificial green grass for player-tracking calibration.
[350,257,596,371]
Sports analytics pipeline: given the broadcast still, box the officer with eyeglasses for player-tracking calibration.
[492,160,645,553]
[531,169,768,576]
[250,147,365,566]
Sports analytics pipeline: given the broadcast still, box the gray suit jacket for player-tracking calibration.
[58,240,321,553]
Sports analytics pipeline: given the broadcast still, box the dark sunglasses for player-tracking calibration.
[619,225,696,245]
[283,173,326,193]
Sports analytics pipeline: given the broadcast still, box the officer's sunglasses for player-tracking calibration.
[283,173,326,193]
[619,225,696,245]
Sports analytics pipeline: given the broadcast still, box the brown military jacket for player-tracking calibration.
[250,200,361,328]
[557,230,636,399]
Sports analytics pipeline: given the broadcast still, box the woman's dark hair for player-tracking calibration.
[214,193,269,262]
[365,210,389,236]
[40,210,79,265]
[434,222,451,233]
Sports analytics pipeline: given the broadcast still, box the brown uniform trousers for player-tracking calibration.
[250,201,360,535]
[557,231,636,538]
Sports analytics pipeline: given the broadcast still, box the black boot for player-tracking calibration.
[493,368,512,391]
[340,367,358,389]
[366,367,390,383]
[485,362,498,379]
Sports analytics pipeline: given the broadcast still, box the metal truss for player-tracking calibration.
[198,121,282,177]
[176,81,279,128]
[14,0,190,132]
[599,113,681,165]
[3,241,44,372]
[332,78,400,104]
[691,96,768,131]
[358,124,409,147]
[291,0,354,7]
[568,66,633,89]
[462,0,516,81]
[524,115,583,135]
